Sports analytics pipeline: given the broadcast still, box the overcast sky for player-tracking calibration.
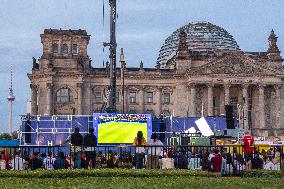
[0,0,284,132]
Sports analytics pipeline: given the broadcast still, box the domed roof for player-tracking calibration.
[157,22,240,67]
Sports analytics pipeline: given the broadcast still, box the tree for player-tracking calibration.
[0,133,12,140]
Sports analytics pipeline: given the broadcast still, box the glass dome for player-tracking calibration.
[157,22,240,67]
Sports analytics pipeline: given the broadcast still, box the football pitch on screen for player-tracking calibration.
[98,121,148,144]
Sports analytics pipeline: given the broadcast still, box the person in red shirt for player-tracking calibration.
[211,149,223,176]
[1,151,9,169]
[242,130,254,169]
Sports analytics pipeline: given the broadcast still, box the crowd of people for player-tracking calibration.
[0,129,283,175]
[98,114,148,123]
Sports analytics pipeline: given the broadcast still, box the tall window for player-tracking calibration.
[146,92,153,103]
[231,97,238,118]
[94,92,102,102]
[62,44,68,54]
[56,88,72,103]
[163,92,171,104]
[129,92,136,103]
[115,92,119,103]
[72,44,78,54]
[52,43,58,54]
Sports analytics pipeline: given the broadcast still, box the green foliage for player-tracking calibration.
[0,169,215,178]
[0,133,12,140]
[0,176,284,189]
[0,169,283,188]
[243,169,282,178]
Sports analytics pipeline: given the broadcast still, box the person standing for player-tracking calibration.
[43,151,56,170]
[211,149,223,176]
[0,151,9,169]
[0,155,6,170]
[146,133,163,169]
[132,131,146,169]
[242,130,254,170]
[30,152,42,170]
[251,152,263,169]
[71,127,83,169]
[10,152,25,170]
[83,127,97,169]
[54,152,68,170]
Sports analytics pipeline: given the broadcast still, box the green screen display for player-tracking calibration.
[94,114,152,145]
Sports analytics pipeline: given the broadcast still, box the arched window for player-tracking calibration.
[62,44,68,54]
[56,88,73,103]
[52,43,58,53]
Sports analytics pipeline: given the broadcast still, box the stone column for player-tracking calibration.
[46,83,53,115]
[258,84,265,129]
[30,84,38,115]
[207,83,213,116]
[156,87,162,116]
[224,83,230,106]
[86,83,92,114]
[242,84,249,127]
[124,85,128,113]
[77,83,83,115]
[190,84,196,116]
[274,84,281,131]
[139,86,145,114]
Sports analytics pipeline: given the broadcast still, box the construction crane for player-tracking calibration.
[103,0,117,113]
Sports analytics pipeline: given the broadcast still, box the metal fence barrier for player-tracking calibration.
[0,145,283,175]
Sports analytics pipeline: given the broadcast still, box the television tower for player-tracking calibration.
[7,65,15,137]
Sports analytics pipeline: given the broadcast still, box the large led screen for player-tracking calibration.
[93,113,152,145]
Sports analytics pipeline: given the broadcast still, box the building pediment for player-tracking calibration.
[188,54,283,76]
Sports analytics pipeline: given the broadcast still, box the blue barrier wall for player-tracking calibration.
[20,115,233,146]
[0,140,20,146]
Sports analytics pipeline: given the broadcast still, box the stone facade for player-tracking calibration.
[28,28,284,137]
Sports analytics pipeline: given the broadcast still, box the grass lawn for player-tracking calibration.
[0,169,283,189]
[0,176,283,189]
[98,121,148,144]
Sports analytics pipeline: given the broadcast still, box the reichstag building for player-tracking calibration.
[28,22,284,137]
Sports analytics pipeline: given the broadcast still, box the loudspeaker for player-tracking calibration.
[159,118,166,142]
[25,114,31,143]
[181,136,190,145]
[225,105,235,129]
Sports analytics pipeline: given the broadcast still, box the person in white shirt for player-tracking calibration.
[0,156,6,170]
[10,152,25,170]
[43,151,56,170]
[272,152,281,170]
[146,133,163,169]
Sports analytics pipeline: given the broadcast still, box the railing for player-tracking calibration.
[0,145,283,175]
